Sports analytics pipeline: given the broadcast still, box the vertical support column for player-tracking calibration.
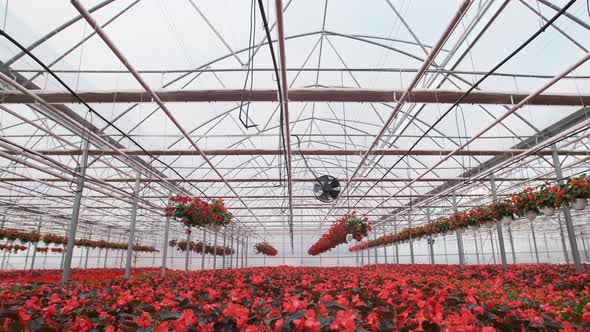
[373,232,378,264]
[557,215,570,263]
[229,226,234,269]
[490,176,508,271]
[185,230,191,273]
[489,230,496,264]
[580,232,590,262]
[473,232,480,265]
[103,228,111,269]
[84,226,93,269]
[394,222,399,264]
[507,226,516,263]
[367,242,371,265]
[213,226,218,269]
[452,195,464,268]
[201,226,207,270]
[161,213,171,277]
[23,243,32,270]
[61,138,90,286]
[30,219,42,270]
[443,236,448,264]
[543,233,551,261]
[241,236,245,268]
[552,150,582,272]
[530,223,540,264]
[235,229,240,268]
[427,209,435,266]
[124,172,141,279]
[382,227,388,264]
[355,250,359,267]
[245,237,249,268]
[222,226,227,269]
[408,214,414,265]
[361,248,364,266]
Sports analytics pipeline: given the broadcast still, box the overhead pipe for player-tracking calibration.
[71,0,268,237]
[274,0,294,249]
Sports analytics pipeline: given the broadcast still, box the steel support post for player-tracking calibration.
[507,226,516,263]
[229,227,234,269]
[372,233,378,264]
[552,150,582,272]
[452,195,464,268]
[245,237,249,268]
[361,248,364,266]
[557,215,570,263]
[124,172,141,279]
[527,234,534,262]
[61,139,90,286]
[543,233,551,261]
[102,228,111,268]
[408,215,414,265]
[185,230,191,273]
[382,228,388,264]
[235,229,239,268]
[581,233,590,262]
[201,226,206,270]
[213,226,218,269]
[490,176,508,271]
[84,227,93,269]
[23,245,31,270]
[394,222,399,264]
[161,214,171,277]
[530,223,540,263]
[489,230,496,264]
[474,232,480,264]
[427,210,435,265]
[355,250,359,266]
[30,219,42,270]
[222,226,227,269]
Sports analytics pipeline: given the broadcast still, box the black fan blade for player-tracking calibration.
[328,190,339,200]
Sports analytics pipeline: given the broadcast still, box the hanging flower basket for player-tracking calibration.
[309,212,370,256]
[166,197,233,228]
[254,242,278,256]
[542,206,556,217]
[572,198,588,211]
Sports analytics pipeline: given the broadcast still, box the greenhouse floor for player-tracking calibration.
[0,264,589,331]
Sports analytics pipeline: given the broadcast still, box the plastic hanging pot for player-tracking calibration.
[525,210,536,221]
[483,221,495,229]
[572,198,588,211]
[501,216,513,225]
[346,233,353,242]
[542,206,555,217]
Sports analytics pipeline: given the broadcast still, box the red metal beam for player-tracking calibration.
[2,88,589,106]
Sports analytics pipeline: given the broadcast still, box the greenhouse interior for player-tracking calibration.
[0,0,589,330]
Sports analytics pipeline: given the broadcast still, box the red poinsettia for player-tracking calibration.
[309,212,371,255]
[254,242,278,256]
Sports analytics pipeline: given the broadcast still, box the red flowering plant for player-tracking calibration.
[0,229,41,243]
[254,242,278,256]
[166,196,233,229]
[35,247,49,254]
[511,188,540,217]
[489,199,516,221]
[0,244,27,253]
[466,206,494,227]
[2,265,589,331]
[564,174,590,200]
[308,212,370,256]
[535,183,566,208]
[50,247,63,253]
[42,233,67,245]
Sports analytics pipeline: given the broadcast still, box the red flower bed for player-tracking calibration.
[254,242,278,256]
[0,265,588,331]
[308,212,370,256]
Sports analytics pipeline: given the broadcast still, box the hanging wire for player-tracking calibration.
[239,0,258,129]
